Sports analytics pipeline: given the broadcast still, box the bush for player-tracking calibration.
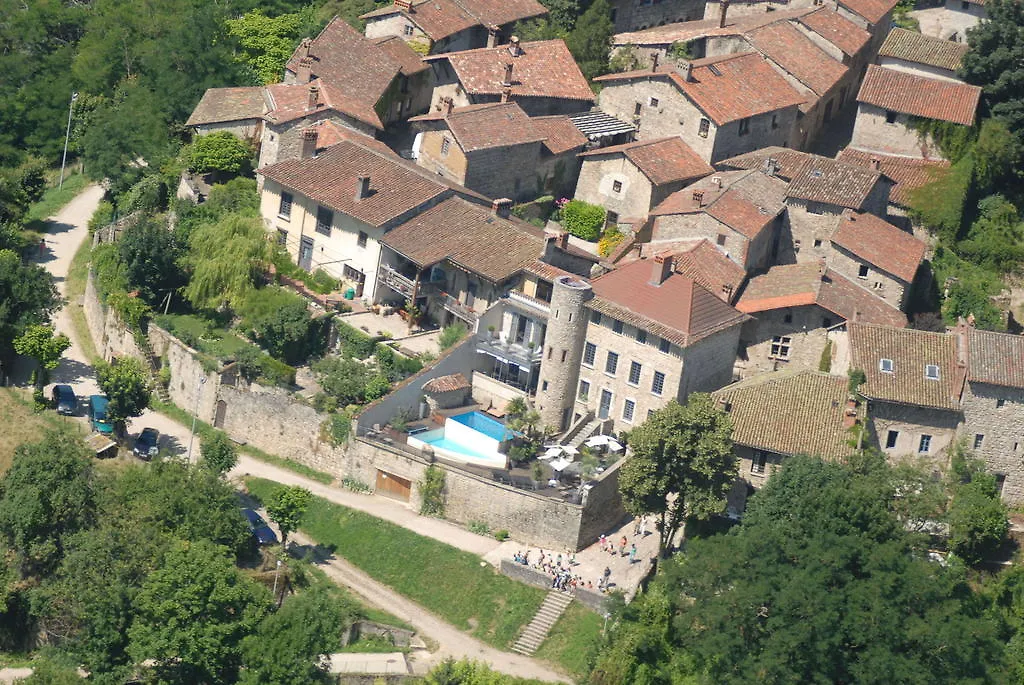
[494,529,510,541]
[468,521,491,536]
[88,200,115,233]
[307,269,340,295]
[419,465,445,516]
[561,199,605,242]
[375,344,422,382]
[239,287,327,364]
[335,321,378,359]
[120,174,166,214]
[314,356,372,405]
[187,132,251,175]
[258,354,296,387]
[598,226,626,257]
[438,322,467,351]
[948,475,1009,565]
[342,477,371,493]
[324,411,352,446]
[364,374,392,402]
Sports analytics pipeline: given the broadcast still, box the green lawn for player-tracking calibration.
[0,388,80,476]
[153,313,251,361]
[534,602,604,678]
[245,477,546,649]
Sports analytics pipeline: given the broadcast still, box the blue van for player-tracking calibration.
[88,395,114,434]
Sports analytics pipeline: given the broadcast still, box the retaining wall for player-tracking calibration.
[499,560,608,613]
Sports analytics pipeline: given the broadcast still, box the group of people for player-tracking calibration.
[598,533,639,564]
[512,549,605,594]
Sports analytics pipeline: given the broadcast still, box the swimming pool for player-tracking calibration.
[407,411,511,468]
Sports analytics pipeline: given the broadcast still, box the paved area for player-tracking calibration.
[328,652,410,675]
[339,310,442,355]
[910,7,977,40]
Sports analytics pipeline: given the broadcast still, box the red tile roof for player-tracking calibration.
[836,148,950,208]
[797,8,871,57]
[786,155,887,210]
[530,115,588,155]
[831,210,926,282]
[303,120,394,156]
[596,52,805,125]
[838,0,898,24]
[590,258,749,347]
[879,28,969,71]
[671,239,747,301]
[259,140,449,228]
[857,64,982,126]
[967,328,1024,388]
[361,0,547,40]
[746,21,848,96]
[579,137,713,186]
[411,102,546,151]
[612,7,815,46]
[264,79,384,130]
[737,263,907,327]
[186,87,264,126]
[431,39,595,103]
[651,170,788,239]
[422,372,471,393]
[717,146,816,181]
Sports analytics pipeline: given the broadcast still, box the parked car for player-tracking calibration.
[132,427,160,460]
[51,384,77,415]
[241,508,278,546]
[88,395,114,434]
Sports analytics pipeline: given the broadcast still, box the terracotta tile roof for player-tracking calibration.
[848,322,962,409]
[612,7,815,46]
[967,328,1024,388]
[838,0,898,24]
[746,21,848,97]
[651,170,788,240]
[259,140,449,228]
[373,35,430,75]
[713,371,858,459]
[264,79,385,130]
[186,87,264,126]
[737,263,907,328]
[303,120,394,155]
[431,40,595,103]
[670,239,747,301]
[831,210,926,283]
[717,146,816,181]
[786,155,887,210]
[797,8,871,57]
[879,28,969,71]
[589,258,749,347]
[422,372,471,393]
[837,148,950,207]
[411,102,546,151]
[596,52,805,125]
[857,64,981,126]
[361,0,547,40]
[530,115,588,154]
[579,137,713,186]
[380,196,549,282]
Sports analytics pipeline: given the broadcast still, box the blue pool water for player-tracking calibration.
[450,411,513,441]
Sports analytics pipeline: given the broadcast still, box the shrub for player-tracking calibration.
[848,368,866,394]
[419,465,445,517]
[121,174,166,214]
[494,529,510,541]
[375,344,422,381]
[258,354,296,387]
[335,321,378,359]
[187,131,251,175]
[88,200,115,233]
[438,322,467,351]
[364,374,392,401]
[307,268,340,295]
[818,339,833,373]
[324,411,352,446]
[342,477,371,493]
[561,199,605,242]
[948,476,1009,565]
[468,521,491,536]
[314,356,372,405]
[598,226,626,257]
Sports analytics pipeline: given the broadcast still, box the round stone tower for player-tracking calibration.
[536,275,592,430]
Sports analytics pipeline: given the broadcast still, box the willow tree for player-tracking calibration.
[184,213,270,311]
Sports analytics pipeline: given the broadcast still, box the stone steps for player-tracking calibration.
[569,418,603,449]
[511,590,573,656]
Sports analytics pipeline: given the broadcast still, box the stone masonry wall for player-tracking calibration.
[850,104,944,160]
[869,400,960,471]
[828,243,909,310]
[574,156,655,220]
[83,271,146,363]
[463,141,547,202]
[961,382,1024,505]
[611,0,703,32]
[148,324,221,424]
[416,130,470,186]
[736,307,834,378]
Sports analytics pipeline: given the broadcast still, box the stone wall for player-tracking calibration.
[148,324,222,423]
[780,198,844,265]
[680,324,744,396]
[471,371,527,411]
[463,141,548,202]
[850,103,944,160]
[737,306,836,378]
[83,271,146,363]
[869,400,961,470]
[499,560,609,613]
[416,129,469,186]
[575,155,657,220]
[828,243,909,310]
[611,0,703,32]
[961,381,1024,505]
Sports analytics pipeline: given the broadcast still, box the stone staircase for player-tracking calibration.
[512,591,573,656]
[569,417,604,449]
[137,335,169,404]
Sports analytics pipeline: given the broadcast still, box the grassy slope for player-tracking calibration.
[534,602,604,679]
[0,388,80,476]
[245,477,545,649]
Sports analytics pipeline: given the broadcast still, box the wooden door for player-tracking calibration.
[375,470,411,502]
[214,400,227,428]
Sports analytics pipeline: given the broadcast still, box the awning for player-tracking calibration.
[571,109,636,141]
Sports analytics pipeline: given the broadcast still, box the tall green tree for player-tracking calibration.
[566,0,614,81]
[962,0,1024,139]
[618,394,736,556]
[226,9,318,85]
[266,485,312,549]
[0,248,60,366]
[184,213,271,311]
[201,430,239,477]
[187,132,252,176]
[95,357,151,432]
[13,323,70,389]
[118,215,187,306]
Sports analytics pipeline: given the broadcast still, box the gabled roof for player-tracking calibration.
[611,7,815,46]
[596,52,805,125]
[837,148,950,208]
[838,0,899,24]
[361,0,547,40]
[831,211,926,283]
[531,115,588,155]
[264,79,384,130]
[589,258,749,347]
[422,373,470,393]
[717,146,816,181]
[737,263,907,328]
[746,20,848,97]
[410,102,546,151]
[879,28,970,71]
[797,8,871,57]
[429,40,595,103]
[713,371,858,459]
[857,64,981,127]
[966,328,1024,389]
[186,87,264,126]
[579,137,713,186]
[259,140,449,228]
[303,119,394,156]
[786,155,887,210]
[670,240,748,300]
[848,323,961,410]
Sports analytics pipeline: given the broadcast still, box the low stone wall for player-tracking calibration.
[83,271,146,362]
[470,371,526,411]
[342,621,415,649]
[499,560,608,613]
[148,323,221,422]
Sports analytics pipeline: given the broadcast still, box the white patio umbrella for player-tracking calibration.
[541,447,562,460]
[549,457,573,472]
[585,435,624,451]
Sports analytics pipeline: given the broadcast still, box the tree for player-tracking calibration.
[566,0,614,81]
[0,248,60,364]
[95,357,151,432]
[313,355,373,406]
[962,0,1024,140]
[184,213,271,311]
[618,394,736,556]
[226,9,318,85]
[240,585,351,685]
[0,431,95,578]
[201,430,238,477]
[187,132,252,176]
[128,539,270,685]
[241,288,323,364]
[560,199,605,241]
[118,215,188,306]
[266,485,312,549]
[946,449,1009,565]
[13,324,70,389]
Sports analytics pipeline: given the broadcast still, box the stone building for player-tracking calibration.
[647,169,788,272]
[574,137,713,223]
[850,65,982,160]
[593,53,803,163]
[613,238,749,303]
[360,0,547,54]
[833,0,899,50]
[185,87,265,140]
[734,262,906,378]
[877,27,970,82]
[610,0,705,32]
[425,39,595,117]
[837,148,950,230]
[713,370,860,515]
[410,102,586,202]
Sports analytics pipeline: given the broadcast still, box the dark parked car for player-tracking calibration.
[242,508,278,546]
[132,427,160,460]
[51,384,77,415]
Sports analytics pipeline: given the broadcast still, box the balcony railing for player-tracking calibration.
[377,263,416,298]
[442,294,479,325]
[505,290,551,316]
[476,335,542,368]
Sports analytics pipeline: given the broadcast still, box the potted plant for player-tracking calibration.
[531,461,545,487]
[487,324,497,339]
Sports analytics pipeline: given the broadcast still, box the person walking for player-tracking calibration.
[599,534,607,551]
[620,536,627,556]
[629,543,637,564]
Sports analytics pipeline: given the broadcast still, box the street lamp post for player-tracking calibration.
[186,375,207,463]
[59,92,79,191]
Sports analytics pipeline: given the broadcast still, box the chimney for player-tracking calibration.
[492,198,512,218]
[503,62,514,87]
[681,61,694,82]
[869,157,880,171]
[818,257,827,275]
[719,0,730,28]
[509,36,521,57]
[297,56,314,84]
[500,86,512,103]
[395,0,413,11]
[649,253,674,286]
[443,97,455,117]
[301,38,312,58]
[300,127,318,159]
[692,190,705,207]
[307,84,320,111]
[711,176,722,189]
[651,53,660,71]
[487,25,499,48]
[763,157,779,177]
[556,231,569,250]
[355,174,371,201]
[842,398,858,429]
